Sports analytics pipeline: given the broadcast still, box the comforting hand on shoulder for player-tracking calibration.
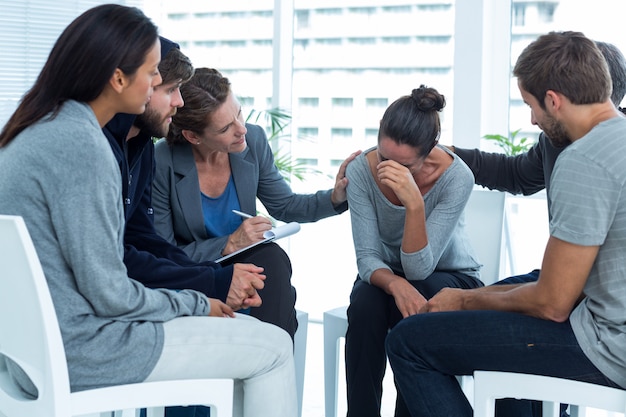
[331,150,362,206]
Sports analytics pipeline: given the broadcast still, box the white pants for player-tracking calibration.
[144,314,297,417]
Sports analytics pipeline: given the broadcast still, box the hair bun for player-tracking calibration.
[411,85,446,112]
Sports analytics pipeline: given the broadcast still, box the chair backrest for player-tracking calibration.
[0,215,72,417]
[463,189,506,285]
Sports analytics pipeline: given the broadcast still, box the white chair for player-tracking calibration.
[462,188,507,286]
[473,370,626,417]
[0,215,234,417]
[322,188,507,417]
[323,306,350,417]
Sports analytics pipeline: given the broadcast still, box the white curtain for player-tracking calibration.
[0,0,143,128]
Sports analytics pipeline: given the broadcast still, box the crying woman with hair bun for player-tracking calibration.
[343,84,484,417]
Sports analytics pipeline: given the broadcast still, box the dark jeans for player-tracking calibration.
[386,289,620,417]
[149,242,296,417]
[493,269,540,286]
[345,271,484,417]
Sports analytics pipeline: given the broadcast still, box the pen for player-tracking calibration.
[232,209,254,219]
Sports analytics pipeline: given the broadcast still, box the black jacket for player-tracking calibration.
[455,132,563,198]
[101,38,233,301]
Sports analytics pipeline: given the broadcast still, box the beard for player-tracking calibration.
[134,106,170,139]
[542,112,571,148]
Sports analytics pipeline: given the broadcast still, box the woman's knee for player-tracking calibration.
[347,278,392,331]
[349,279,387,312]
[246,243,292,274]
[412,272,481,299]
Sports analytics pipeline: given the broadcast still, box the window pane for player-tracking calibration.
[331,98,353,107]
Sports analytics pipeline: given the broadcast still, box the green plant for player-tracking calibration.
[246,107,291,143]
[245,107,314,183]
[483,128,534,156]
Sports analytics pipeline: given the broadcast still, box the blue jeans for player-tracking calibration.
[386,304,620,417]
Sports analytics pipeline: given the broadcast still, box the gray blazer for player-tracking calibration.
[153,123,347,262]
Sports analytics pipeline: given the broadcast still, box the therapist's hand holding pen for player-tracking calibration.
[222,209,274,256]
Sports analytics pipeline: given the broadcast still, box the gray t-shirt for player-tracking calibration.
[550,116,626,389]
[346,146,481,283]
[0,101,210,392]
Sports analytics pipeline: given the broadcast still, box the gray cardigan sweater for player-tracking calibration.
[0,101,209,392]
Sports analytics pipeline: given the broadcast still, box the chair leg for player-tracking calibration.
[323,323,340,417]
[473,373,497,417]
[294,310,308,417]
[542,401,560,417]
[457,375,474,406]
[145,407,165,417]
[323,307,348,417]
[569,405,585,417]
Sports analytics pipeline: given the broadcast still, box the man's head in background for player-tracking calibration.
[134,37,194,138]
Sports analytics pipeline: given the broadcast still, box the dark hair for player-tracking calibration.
[168,68,231,145]
[514,31,611,110]
[379,85,445,158]
[0,4,158,147]
[595,41,626,107]
[159,46,194,86]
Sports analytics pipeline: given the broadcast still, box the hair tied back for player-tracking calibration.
[411,85,446,112]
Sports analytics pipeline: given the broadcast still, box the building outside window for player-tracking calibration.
[298,97,319,108]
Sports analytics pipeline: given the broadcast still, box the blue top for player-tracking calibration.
[201,176,243,237]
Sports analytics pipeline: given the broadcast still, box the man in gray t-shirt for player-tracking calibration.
[386,31,626,417]
[452,41,626,292]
